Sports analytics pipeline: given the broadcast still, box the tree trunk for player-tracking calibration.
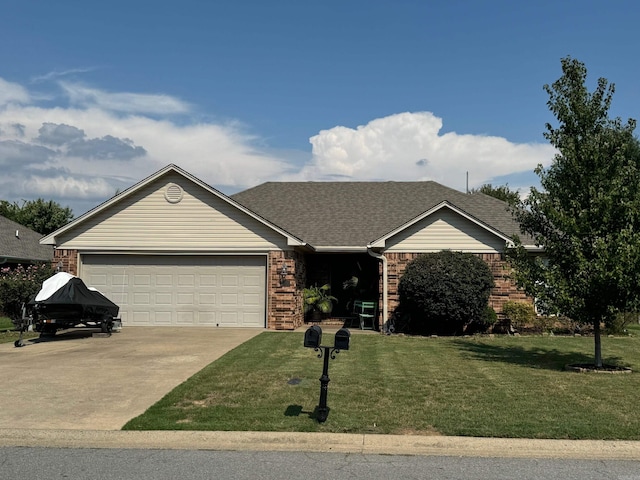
[594,319,603,368]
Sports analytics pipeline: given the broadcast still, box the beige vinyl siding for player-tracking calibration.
[384,208,505,253]
[55,172,289,251]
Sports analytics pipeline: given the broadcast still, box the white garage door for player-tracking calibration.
[81,255,266,327]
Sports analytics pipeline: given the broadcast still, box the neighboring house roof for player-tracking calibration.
[0,215,53,264]
[231,181,533,249]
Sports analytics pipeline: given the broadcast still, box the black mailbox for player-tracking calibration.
[304,325,322,348]
[334,328,350,351]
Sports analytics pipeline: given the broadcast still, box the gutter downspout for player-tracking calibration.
[367,248,387,331]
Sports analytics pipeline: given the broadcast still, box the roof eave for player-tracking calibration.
[309,246,369,253]
[0,255,53,264]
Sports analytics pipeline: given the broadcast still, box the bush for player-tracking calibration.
[0,264,54,320]
[605,311,639,335]
[466,306,498,334]
[482,305,498,328]
[532,314,555,334]
[398,251,494,335]
[540,315,582,335]
[501,301,536,331]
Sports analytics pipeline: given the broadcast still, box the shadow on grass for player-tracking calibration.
[284,404,320,421]
[451,340,623,371]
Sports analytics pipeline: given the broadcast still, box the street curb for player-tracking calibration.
[1,429,639,460]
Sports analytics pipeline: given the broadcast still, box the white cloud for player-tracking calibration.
[0,78,30,106]
[59,82,191,115]
[0,78,295,214]
[21,175,115,199]
[299,112,554,191]
[30,67,99,83]
[0,77,553,216]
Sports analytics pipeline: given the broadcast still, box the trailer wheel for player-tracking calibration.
[101,319,112,333]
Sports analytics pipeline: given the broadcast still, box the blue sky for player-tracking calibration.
[1,0,639,215]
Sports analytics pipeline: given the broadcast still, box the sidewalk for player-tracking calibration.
[1,429,639,460]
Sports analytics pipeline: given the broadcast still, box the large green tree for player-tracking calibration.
[0,198,73,235]
[471,183,521,205]
[509,57,640,368]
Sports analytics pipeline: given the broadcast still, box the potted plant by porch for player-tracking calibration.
[303,284,337,321]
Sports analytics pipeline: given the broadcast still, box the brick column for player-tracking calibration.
[267,251,305,330]
[384,253,417,315]
[53,249,78,275]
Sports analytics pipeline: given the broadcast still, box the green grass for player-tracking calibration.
[0,315,37,344]
[0,316,14,330]
[123,329,640,439]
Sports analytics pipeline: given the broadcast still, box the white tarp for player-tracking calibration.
[34,272,76,302]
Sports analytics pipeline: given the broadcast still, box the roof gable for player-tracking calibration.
[369,201,511,249]
[41,165,305,248]
[370,202,515,253]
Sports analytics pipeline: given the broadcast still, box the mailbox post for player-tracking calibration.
[303,326,350,423]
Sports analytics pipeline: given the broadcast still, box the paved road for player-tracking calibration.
[3,447,640,480]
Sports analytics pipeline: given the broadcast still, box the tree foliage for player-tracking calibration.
[471,183,521,206]
[0,198,73,235]
[508,57,640,367]
[398,251,494,335]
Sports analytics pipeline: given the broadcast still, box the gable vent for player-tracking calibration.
[164,183,184,204]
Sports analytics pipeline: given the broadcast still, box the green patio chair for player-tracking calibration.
[353,300,377,330]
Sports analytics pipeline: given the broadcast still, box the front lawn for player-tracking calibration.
[123,329,640,439]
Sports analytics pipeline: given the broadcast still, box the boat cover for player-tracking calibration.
[30,272,119,320]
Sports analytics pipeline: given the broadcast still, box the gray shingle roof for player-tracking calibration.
[0,215,54,264]
[231,181,531,248]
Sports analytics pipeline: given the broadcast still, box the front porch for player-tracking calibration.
[304,252,381,330]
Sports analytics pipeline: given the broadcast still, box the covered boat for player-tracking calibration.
[28,272,120,336]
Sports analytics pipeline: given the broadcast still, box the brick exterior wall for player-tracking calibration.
[53,248,78,275]
[384,252,532,318]
[267,250,305,330]
[478,253,531,312]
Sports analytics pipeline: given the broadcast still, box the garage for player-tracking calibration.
[40,165,305,329]
[81,254,266,327]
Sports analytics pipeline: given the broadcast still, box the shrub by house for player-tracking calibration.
[398,251,494,335]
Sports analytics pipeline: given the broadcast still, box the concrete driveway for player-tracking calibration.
[0,327,263,430]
